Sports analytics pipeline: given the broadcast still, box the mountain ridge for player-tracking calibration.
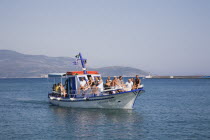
[0,50,149,78]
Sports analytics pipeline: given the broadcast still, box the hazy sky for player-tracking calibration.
[0,0,210,75]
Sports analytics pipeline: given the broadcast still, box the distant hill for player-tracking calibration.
[92,66,149,77]
[0,50,149,78]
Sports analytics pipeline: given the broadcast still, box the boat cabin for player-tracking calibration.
[48,71,103,97]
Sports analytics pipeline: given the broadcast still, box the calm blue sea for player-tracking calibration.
[0,78,210,140]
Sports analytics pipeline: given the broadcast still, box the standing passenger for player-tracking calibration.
[97,77,103,92]
[134,75,141,89]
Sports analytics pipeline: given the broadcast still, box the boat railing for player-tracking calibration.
[50,88,117,97]
[49,86,144,98]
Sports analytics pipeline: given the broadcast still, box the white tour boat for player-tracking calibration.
[48,53,145,109]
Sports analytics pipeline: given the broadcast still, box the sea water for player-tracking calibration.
[0,78,210,140]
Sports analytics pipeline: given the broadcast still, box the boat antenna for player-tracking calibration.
[75,52,87,74]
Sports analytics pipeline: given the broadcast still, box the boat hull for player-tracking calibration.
[49,89,144,109]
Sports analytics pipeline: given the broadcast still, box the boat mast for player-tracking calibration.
[78,52,87,74]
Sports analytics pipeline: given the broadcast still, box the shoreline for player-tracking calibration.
[145,76,210,79]
[0,76,210,79]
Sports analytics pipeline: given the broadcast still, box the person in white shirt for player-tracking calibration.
[79,77,88,96]
[125,79,133,91]
[80,77,87,88]
[97,77,104,92]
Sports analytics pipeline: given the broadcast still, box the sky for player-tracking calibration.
[0,0,210,75]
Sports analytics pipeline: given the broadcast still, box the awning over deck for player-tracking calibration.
[48,73,66,78]
[66,71,99,75]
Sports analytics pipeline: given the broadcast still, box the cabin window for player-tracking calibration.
[87,75,92,80]
[93,76,100,80]
[78,76,86,81]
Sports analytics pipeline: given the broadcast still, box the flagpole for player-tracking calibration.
[79,52,87,74]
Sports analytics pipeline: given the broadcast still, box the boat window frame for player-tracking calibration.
[93,75,101,80]
[77,75,88,82]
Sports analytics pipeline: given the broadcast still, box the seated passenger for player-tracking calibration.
[113,76,122,89]
[125,79,133,91]
[60,83,67,97]
[97,77,104,92]
[79,77,88,95]
[80,77,88,90]
[118,76,124,85]
[94,77,99,86]
[104,76,112,89]
[55,83,60,92]
[110,76,121,93]
[117,76,125,92]
[91,83,99,96]
[88,77,94,87]
[131,78,136,90]
[52,84,56,91]
[107,76,112,82]
[118,76,125,88]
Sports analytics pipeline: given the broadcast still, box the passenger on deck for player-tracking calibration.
[79,77,88,95]
[88,77,94,87]
[118,76,124,88]
[52,84,56,91]
[107,76,112,82]
[110,77,120,89]
[94,77,99,86]
[91,83,99,96]
[117,76,125,92]
[131,78,136,90]
[125,79,133,91]
[118,76,124,85]
[60,83,67,97]
[80,77,87,89]
[131,78,135,83]
[134,75,141,89]
[97,77,104,92]
[110,76,123,93]
[104,76,112,89]
[56,83,61,93]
